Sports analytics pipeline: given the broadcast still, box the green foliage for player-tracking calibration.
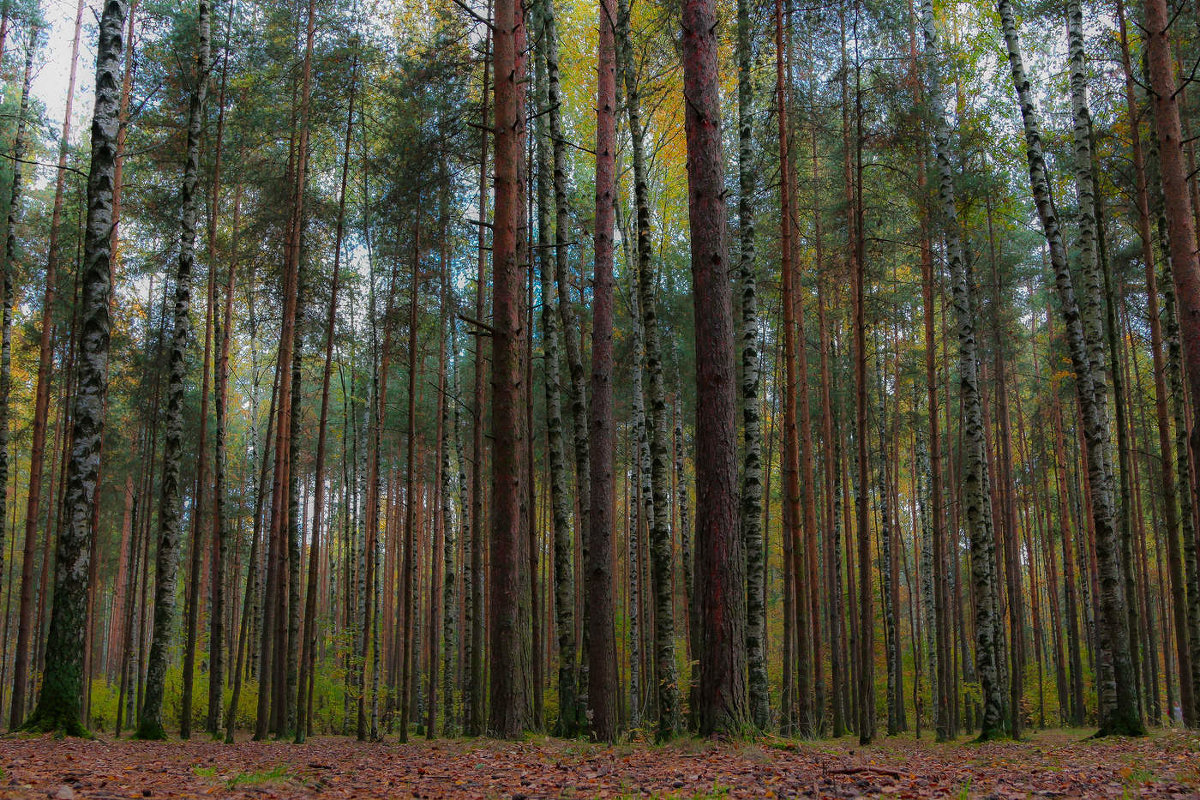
[87,680,121,733]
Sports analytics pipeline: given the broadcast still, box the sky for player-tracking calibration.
[30,0,91,147]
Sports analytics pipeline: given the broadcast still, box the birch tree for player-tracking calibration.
[997,0,1143,736]
[919,0,1005,740]
[137,0,211,741]
[22,0,127,736]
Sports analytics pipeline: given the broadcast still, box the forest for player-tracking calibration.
[0,0,1199,794]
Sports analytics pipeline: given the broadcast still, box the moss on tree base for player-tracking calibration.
[133,719,168,741]
[20,708,91,739]
[1092,720,1148,738]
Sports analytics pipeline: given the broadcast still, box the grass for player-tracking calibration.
[1127,767,1155,784]
[607,785,730,800]
[227,764,293,789]
[193,763,294,790]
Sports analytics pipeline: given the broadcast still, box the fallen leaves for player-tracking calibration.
[0,728,1196,798]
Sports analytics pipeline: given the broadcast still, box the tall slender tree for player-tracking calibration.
[774,0,812,737]
[920,0,1005,740]
[615,0,680,739]
[1113,0,1193,727]
[998,0,1143,736]
[296,48,358,744]
[533,5,579,736]
[488,0,531,738]
[137,0,211,741]
[586,0,620,742]
[3,18,38,731]
[1144,0,1200,722]
[736,0,767,734]
[682,0,748,737]
[206,9,237,736]
[21,0,127,736]
[465,16,492,739]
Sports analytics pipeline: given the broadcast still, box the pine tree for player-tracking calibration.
[682,0,748,737]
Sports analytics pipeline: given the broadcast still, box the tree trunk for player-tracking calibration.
[206,22,238,735]
[428,220,450,739]
[1144,0,1200,724]
[774,0,812,737]
[445,316,464,735]
[466,19,492,739]
[183,10,232,739]
[284,335,304,735]
[209,183,239,735]
[585,0,619,742]
[1161,235,1200,732]
[295,50,356,743]
[851,42,874,749]
[12,0,84,731]
[489,0,531,738]
[614,0,680,739]
[541,0,591,731]
[920,0,1005,740]
[734,0,767,735]
[532,12,579,736]
[916,76,952,740]
[400,222,423,742]
[682,0,748,736]
[3,21,38,731]
[22,0,126,736]
[986,197,1024,739]
[878,351,903,736]
[677,387,699,728]
[137,0,211,740]
[817,263,848,738]
[998,0,1143,736]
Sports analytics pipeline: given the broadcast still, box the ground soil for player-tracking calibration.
[1,727,1198,798]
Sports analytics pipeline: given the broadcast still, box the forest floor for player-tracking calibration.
[1,726,1198,799]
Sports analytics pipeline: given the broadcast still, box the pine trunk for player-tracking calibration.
[585,0,619,742]
[3,22,38,731]
[489,0,531,738]
[774,0,813,737]
[1162,245,1200,732]
[295,52,356,743]
[1144,0,1200,724]
[466,22,491,739]
[682,0,748,736]
[400,226,422,742]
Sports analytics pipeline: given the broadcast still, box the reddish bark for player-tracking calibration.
[586,0,619,742]
[682,0,747,736]
[488,0,531,739]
